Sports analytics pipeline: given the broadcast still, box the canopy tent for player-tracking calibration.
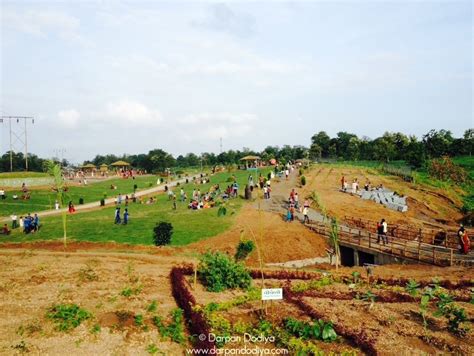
[240,155,261,169]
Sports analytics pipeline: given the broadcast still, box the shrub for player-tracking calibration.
[46,304,92,331]
[428,156,468,184]
[198,251,252,292]
[235,240,255,261]
[300,175,306,186]
[153,222,173,246]
[284,318,337,342]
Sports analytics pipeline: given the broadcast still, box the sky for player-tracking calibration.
[1,0,472,164]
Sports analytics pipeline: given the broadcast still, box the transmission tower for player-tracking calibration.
[0,116,35,171]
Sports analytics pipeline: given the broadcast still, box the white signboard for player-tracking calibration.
[261,288,283,301]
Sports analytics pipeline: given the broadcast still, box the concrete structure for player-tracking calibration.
[344,187,408,212]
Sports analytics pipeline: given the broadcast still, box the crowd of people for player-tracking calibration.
[4,213,40,235]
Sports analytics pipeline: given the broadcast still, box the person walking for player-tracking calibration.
[303,206,309,224]
[461,230,470,254]
[458,225,466,253]
[340,176,345,190]
[55,200,60,210]
[382,219,388,245]
[68,201,75,213]
[123,208,129,225]
[114,207,121,224]
[377,220,384,244]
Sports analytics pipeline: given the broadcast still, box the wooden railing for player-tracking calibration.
[344,216,473,250]
[306,220,462,266]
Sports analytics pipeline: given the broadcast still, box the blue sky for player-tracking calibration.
[1,0,472,163]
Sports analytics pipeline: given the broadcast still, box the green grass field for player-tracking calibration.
[0,175,162,217]
[1,168,271,246]
[0,172,50,179]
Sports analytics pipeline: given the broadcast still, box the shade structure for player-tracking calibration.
[240,155,260,170]
[240,155,261,161]
[99,163,109,172]
[80,163,96,169]
[110,160,131,167]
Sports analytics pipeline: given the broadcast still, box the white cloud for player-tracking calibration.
[2,8,89,46]
[101,100,162,127]
[192,3,256,38]
[178,112,257,140]
[57,109,80,128]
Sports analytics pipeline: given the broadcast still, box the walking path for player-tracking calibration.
[0,174,200,223]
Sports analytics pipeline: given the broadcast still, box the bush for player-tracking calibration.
[46,304,92,331]
[198,251,252,292]
[300,175,306,186]
[235,240,255,261]
[153,222,173,246]
[428,156,468,184]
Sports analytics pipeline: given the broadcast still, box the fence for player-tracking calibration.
[343,216,472,250]
[306,220,462,266]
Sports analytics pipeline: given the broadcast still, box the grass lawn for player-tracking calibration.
[0,171,50,179]
[1,168,271,246]
[0,175,163,217]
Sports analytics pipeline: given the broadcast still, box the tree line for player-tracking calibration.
[309,129,473,168]
[0,129,472,173]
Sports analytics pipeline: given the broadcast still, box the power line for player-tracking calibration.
[0,116,35,172]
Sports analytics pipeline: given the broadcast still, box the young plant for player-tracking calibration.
[234,240,255,261]
[405,279,420,297]
[284,318,337,342]
[351,271,361,284]
[45,160,68,247]
[46,304,92,331]
[147,300,158,313]
[329,218,340,271]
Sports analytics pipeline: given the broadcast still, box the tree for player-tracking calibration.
[146,149,176,172]
[372,136,396,162]
[153,222,173,246]
[335,132,358,159]
[45,160,68,247]
[405,137,426,168]
[309,143,322,160]
[423,129,454,158]
[311,131,331,157]
[346,137,360,161]
[462,129,473,156]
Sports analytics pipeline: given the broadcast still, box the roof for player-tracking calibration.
[80,163,96,169]
[100,163,108,167]
[240,155,260,161]
[110,160,130,166]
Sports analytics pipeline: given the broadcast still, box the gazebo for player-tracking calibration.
[111,160,131,174]
[99,163,109,173]
[110,160,130,169]
[80,163,97,175]
[240,155,260,170]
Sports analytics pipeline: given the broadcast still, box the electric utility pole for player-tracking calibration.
[0,116,35,171]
